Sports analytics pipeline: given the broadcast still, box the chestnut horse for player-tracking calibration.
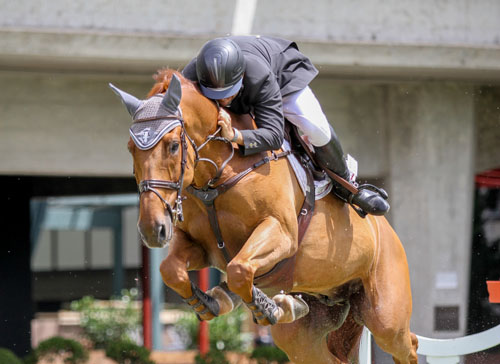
[110,69,418,364]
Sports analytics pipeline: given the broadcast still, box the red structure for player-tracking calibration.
[142,245,152,349]
[487,281,500,303]
[198,268,210,355]
[475,169,500,188]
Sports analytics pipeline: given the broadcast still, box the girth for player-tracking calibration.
[187,150,316,293]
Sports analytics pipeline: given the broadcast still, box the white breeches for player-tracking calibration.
[282,86,332,147]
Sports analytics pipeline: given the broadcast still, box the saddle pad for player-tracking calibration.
[282,140,332,200]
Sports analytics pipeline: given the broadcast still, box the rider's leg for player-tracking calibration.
[282,86,389,216]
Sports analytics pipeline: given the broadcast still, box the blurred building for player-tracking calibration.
[1,0,500,359]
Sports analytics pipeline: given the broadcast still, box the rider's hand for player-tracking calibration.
[218,108,235,140]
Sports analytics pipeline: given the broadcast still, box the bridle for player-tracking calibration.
[136,109,235,225]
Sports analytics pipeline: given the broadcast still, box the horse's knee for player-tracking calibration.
[226,260,254,298]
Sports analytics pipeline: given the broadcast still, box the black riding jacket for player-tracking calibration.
[182,35,318,155]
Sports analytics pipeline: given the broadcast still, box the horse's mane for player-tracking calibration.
[148,68,197,97]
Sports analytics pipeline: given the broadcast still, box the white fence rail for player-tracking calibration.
[359,324,500,364]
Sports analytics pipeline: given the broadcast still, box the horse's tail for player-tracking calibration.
[326,310,364,363]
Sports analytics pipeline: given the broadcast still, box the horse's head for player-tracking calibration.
[110,71,215,248]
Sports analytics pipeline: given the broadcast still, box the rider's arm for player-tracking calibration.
[238,66,284,156]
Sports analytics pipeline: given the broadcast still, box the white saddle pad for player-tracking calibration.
[282,141,332,201]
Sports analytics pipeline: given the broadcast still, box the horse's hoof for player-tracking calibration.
[292,294,310,319]
[273,293,310,323]
[206,282,242,316]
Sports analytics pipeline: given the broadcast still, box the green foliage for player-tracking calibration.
[34,336,88,364]
[250,345,289,364]
[0,348,23,364]
[175,307,250,352]
[105,340,154,364]
[22,351,37,364]
[194,349,229,364]
[70,289,140,348]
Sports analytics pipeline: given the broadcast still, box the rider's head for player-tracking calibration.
[195,38,245,103]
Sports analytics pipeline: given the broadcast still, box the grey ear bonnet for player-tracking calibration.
[109,74,183,150]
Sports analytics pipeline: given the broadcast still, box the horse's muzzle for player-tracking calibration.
[138,213,173,248]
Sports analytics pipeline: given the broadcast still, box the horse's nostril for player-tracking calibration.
[159,224,167,241]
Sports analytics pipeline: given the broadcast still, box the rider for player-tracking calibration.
[182,35,389,216]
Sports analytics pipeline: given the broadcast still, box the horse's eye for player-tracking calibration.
[170,142,180,154]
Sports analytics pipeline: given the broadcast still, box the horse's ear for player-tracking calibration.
[109,83,142,117]
[161,74,182,114]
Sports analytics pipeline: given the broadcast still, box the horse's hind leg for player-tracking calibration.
[354,220,419,364]
[326,311,364,363]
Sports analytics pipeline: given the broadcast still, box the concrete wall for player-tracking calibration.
[1,0,500,80]
[0,71,149,176]
[475,87,500,173]
[388,84,476,337]
[3,0,500,46]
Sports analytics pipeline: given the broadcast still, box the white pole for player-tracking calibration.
[231,0,258,35]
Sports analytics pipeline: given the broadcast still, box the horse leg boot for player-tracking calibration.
[184,281,243,320]
[243,287,310,325]
[314,125,389,216]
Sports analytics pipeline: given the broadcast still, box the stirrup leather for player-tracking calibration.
[183,282,220,320]
[245,286,279,325]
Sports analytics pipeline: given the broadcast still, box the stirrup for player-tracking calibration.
[245,286,278,325]
[183,282,220,320]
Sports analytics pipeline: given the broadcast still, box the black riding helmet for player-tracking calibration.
[195,38,246,100]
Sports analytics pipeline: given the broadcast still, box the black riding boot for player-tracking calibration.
[314,126,390,217]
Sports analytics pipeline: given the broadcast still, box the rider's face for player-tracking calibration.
[217,93,238,107]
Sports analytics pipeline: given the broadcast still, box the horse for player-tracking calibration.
[110,69,419,364]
